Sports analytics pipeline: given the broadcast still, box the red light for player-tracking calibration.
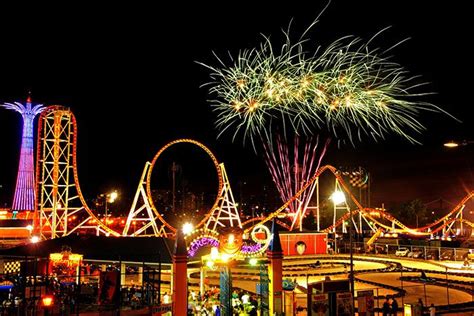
[42,295,54,307]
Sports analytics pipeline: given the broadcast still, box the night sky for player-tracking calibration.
[0,1,472,215]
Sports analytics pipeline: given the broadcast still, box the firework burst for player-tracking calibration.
[200,16,455,231]
[199,23,452,146]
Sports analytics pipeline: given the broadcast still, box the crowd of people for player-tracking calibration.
[187,288,221,315]
[230,290,258,315]
[382,296,436,316]
[186,288,259,315]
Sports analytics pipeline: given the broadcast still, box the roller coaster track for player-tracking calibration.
[36,106,120,238]
[145,139,224,234]
[417,190,474,231]
[35,106,472,239]
[240,217,291,230]
[321,206,473,236]
[246,164,473,237]
[244,165,364,233]
[357,192,474,235]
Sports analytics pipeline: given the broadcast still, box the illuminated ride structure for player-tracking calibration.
[123,138,242,237]
[36,106,119,239]
[34,106,473,241]
[241,164,474,240]
[1,97,44,212]
[35,107,241,239]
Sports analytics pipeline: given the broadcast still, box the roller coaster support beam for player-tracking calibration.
[205,163,242,231]
[36,106,120,239]
[333,179,351,233]
[123,162,160,236]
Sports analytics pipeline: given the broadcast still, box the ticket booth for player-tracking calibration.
[307,279,352,315]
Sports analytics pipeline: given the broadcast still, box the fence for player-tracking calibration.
[337,241,473,262]
[294,281,474,315]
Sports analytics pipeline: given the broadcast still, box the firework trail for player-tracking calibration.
[262,135,330,229]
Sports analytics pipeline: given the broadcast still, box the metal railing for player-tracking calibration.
[337,241,473,263]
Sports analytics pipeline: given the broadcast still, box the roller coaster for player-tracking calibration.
[35,106,120,238]
[31,106,474,241]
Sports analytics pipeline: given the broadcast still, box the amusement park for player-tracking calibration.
[0,1,473,316]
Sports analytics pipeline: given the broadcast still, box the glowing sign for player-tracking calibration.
[188,237,219,257]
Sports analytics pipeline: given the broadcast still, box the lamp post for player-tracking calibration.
[331,189,354,312]
[182,222,194,236]
[102,190,118,220]
[443,139,472,236]
[331,190,346,254]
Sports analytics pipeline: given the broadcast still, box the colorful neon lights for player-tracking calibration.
[241,243,262,253]
[188,236,219,257]
[1,98,44,211]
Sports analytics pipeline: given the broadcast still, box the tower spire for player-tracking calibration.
[1,98,45,211]
[26,90,32,104]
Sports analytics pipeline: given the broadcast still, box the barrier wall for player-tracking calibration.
[280,232,327,256]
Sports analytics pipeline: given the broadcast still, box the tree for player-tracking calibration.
[390,199,427,227]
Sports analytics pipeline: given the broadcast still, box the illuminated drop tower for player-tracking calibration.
[1,97,44,211]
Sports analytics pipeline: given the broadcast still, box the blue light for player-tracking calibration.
[1,99,44,211]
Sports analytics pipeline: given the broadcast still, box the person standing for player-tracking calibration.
[416,298,424,316]
[429,303,436,316]
[163,292,170,304]
[391,297,398,315]
[250,295,258,316]
[382,298,391,316]
[241,292,250,305]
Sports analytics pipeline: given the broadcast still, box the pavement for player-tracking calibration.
[357,272,472,306]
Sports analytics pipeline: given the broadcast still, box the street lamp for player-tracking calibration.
[444,140,474,148]
[26,224,33,236]
[331,190,347,252]
[331,191,346,205]
[101,190,118,220]
[331,189,354,312]
[182,222,194,235]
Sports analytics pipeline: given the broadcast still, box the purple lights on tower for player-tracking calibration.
[1,97,44,211]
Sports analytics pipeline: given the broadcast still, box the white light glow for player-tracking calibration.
[331,191,346,205]
[182,222,194,235]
